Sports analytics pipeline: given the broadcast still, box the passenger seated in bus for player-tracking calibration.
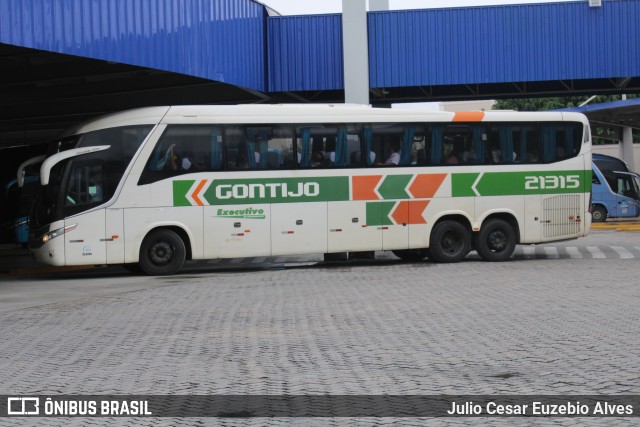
[160,143,192,171]
[491,146,501,164]
[385,144,400,165]
[446,150,459,165]
[235,151,249,169]
[88,178,103,203]
[324,136,336,164]
[526,150,539,163]
[311,151,326,168]
[414,149,427,165]
[154,143,176,170]
[170,148,194,171]
[349,150,375,166]
[462,144,476,164]
[349,151,361,166]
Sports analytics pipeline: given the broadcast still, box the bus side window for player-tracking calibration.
[225,126,251,170]
[366,123,422,167]
[491,125,516,164]
[443,125,469,165]
[296,126,359,169]
[267,125,294,170]
[333,126,360,168]
[518,125,540,164]
[541,124,581,163]
[142,125,222,180]
[435,124,487,166]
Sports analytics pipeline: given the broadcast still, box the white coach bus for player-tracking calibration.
[29,105,592,275]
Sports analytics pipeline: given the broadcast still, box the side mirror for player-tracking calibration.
[40,146,110,185]
[17,155,46,187]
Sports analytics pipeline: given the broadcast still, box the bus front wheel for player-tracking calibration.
[591,205,607,222]
[139,229,186,275]
[474,219,516,262]
[428,220,470,263]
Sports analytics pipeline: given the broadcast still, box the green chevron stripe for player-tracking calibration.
[377,175,412,200]
[173,180,195,207]
[366,201,395,226]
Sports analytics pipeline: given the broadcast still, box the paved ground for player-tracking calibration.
[0,228,639,425]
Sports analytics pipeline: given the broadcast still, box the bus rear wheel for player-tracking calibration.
[392,249,429,262]
[591,205,607,222]
[428,220,470,263]
[474,219,516,262]
[139,229,186,275]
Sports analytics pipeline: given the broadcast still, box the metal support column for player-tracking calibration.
[342,0,369,105]
[620,126,636,171]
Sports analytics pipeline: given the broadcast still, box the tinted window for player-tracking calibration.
[296,125,361,168]
[429,124,488,166]
[489,124,540,164]
[540,123,582,163]
[366,124,425,167]
[63,125,152,216]
[228,125,293,171]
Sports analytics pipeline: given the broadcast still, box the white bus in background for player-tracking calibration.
[29,105,592,275]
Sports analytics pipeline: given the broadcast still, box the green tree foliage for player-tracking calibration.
[493,95,636,111]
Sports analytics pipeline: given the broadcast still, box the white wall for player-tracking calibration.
[592,144,640,173]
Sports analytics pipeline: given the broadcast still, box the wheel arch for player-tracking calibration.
[431,212,473,232]
[129,223,193,263]
[591,203,608,221]
[591,203,608,213]
[479,212,521,244]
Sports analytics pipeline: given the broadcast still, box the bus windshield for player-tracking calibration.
[612,172,640,200]
[31,125,153,228]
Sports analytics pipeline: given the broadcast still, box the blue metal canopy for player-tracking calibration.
[0,0,639,146]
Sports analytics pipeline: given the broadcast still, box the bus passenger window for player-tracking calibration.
[367,124,424,167]
[540,124,581,163]
[296,126,360,169]
[232,125,294,170]
[439,124,486,166]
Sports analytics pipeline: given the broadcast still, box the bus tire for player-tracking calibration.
[139,229,186,275]
[392,249,429,262]
[428,220,470,263]
[591,205,607,222]
[474,218,516,262]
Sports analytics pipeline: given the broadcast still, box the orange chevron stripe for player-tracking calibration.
[391,200,409,225]
[352,175,382,200]
[453,111,485,122]
[408,200,429,224]
[192,179,207,206]
[408,174,447,198]
[390,200,430,225]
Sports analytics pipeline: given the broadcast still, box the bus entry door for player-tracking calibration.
[612,172,640,218]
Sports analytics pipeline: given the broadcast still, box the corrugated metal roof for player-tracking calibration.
[369,0,640,88]
[267,0,640,92]
[0,0,267,91]
[268,14,343,92]
[1,0,639,95]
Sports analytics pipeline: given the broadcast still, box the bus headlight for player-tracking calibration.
[41,224,77,243]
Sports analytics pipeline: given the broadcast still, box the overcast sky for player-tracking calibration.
[260,0,576,15]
